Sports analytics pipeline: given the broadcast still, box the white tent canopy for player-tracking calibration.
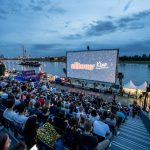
[137,81,148,92]
[123,80,137,90]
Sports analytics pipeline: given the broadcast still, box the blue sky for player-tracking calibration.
[0,0,150,57]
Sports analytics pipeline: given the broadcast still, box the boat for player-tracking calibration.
[18,46,41,67]
[19,61,41,67]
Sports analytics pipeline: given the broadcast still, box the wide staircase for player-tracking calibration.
[111,117,150,150]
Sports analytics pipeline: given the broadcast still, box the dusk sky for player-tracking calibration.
[0,0,150,57]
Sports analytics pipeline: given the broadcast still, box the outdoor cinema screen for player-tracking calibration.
[67,49,118,83]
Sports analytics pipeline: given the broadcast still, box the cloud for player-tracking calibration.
[30,43,70,50]
[0,7,9,20]
[85,9,150,36]
[31,5,43,11]
[123,0,133,12]
[86,21,117,36]
[28,0,66,14]
[62,34,82,40]
[47,7,66,14]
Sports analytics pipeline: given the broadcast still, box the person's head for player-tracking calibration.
[6,97,15,109]
[80,115,85,124]
[42,107,48,114]
[58,110,65,119]
[79,106,84,113]
[0,134,11,150]
[15,94,20,100]
[69,118,79,127]
[11,142,27,150]
[24,115,37,135]
[30,94,35,99]
[110,114,115,120]
[17,103,26,114]
[100,115,105,121]
[34,102,40,109]
[84,121,92,133]
[91,109,97,117]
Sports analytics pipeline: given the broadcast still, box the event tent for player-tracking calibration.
[123,80,137,89]
[137,81,148,92]
[123,80,137,94]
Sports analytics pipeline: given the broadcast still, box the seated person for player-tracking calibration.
[13,103,28,129]
[29,102,42,121]
[3,97,17,122]
[37,95,45,107]
[0,133,11,150]
[78,121,110,150]
[89,109,100,124]
[105,113,117,135]
[52,110,67,132]
[76,106,86,119]
[11,142,27,150]
[93,116,112,141]
[39,107,49,123]
[15,94,21,106]
[79,115,86,130]
[65,118,82,150]
[105,113,116,127]
[24,116,38,149]
[49,103,59,116]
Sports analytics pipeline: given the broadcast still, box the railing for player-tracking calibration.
[140,111,150,134]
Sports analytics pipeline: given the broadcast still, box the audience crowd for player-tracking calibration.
[0,76,137,150]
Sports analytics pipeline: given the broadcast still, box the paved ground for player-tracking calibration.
[50,83,135,106]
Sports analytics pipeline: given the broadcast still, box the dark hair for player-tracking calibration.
[34,102,40,109]
[11,142,27,150]
[17,103,26,114]
[42,107,48,114]
[0,133,8,150]
[100,115,105,121]
[80,115,85,124]
[6,98,15,109]
[84,121,92,132]
[69,118,79,127]
[24,115,37,147]
[110,114,115,120]
[91,109,97,117]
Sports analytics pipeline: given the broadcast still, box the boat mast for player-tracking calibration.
[22,45,26,61]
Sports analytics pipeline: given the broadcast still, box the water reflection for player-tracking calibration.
[3,60,150,85]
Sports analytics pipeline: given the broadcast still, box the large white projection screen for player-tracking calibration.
[67,50,118,83]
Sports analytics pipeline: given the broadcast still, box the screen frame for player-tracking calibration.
[66,49,119,84]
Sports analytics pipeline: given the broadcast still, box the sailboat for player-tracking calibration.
[18,46,41,67]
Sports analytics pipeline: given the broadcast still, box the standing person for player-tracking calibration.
[132,101,138,118]
[0,134,11,150]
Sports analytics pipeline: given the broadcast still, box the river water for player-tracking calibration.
[3,60,150,86]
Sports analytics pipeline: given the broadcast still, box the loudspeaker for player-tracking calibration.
[147,87,150,92]
[0,62,5,76]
